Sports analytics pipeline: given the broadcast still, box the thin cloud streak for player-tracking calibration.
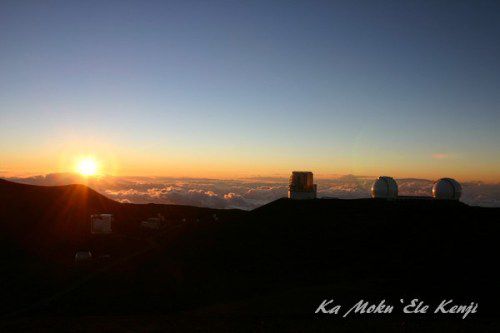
[432,153,450,160]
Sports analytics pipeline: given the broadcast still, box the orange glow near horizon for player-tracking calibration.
[1,146,500,182]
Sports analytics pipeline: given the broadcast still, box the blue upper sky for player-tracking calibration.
[1,1,499,180]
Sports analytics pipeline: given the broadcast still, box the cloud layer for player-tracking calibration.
[4,173,500,209]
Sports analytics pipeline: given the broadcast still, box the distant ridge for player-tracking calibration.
[0,179,235,251]
[0,178,120,241]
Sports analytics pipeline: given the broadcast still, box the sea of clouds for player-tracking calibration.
[4,173,500,210]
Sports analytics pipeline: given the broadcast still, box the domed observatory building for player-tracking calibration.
[371,176,398,199]
[288,171,317,200]
[432,178,462,200]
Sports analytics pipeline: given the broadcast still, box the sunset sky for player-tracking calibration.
[1,1,499,181]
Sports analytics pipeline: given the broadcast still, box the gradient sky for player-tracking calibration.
[1,1,499,181]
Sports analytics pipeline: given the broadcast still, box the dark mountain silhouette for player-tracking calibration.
[1,179,499,331]
[0,178,239,250]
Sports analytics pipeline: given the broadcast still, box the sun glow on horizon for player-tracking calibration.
[76,157,99,176]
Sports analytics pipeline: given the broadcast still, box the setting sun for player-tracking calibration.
[76,157,99,176]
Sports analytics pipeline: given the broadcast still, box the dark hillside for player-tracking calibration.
[165,198,500,314]
[0,178,241,248]
[1,180,499,331]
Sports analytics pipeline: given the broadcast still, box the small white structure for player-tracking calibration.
[91,214,113,234]
[141,214,165,230]
[141,218,162,230]
[288,171,317,200]
[75,251,92,262]
[371,176,398,199]
[432,178,462,200]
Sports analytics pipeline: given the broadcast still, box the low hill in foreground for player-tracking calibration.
[1,179,499,331]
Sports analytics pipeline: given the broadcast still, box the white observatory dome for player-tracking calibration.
[371,176,398,199]
[432,178,462,200]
